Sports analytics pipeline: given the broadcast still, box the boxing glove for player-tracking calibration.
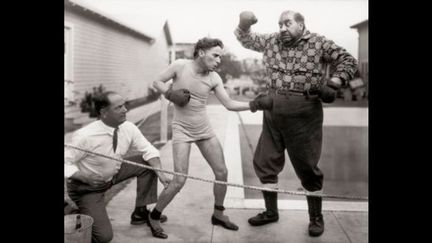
[238,11,258,32]
[319,79,341,103]
[164,88,191,107]
[249,93,273,112]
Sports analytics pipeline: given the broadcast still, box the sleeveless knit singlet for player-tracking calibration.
[171,60,218,144]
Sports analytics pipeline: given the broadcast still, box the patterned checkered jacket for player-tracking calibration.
[234,27,358,93]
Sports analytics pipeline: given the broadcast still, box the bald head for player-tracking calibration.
[279,10,305,28]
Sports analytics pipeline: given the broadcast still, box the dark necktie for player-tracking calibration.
[113,127,119,153]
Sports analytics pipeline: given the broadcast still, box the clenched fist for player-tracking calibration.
[158,174,171,189]
[249,93,273,112]
[239,11,258,31]
[318,86,337,103]
[319,79,341,103]
[164,88,191,107]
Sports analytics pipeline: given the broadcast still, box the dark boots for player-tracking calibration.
[248,191,279,226]
[306,195,324,237]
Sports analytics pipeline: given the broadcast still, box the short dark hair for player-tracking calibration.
[93,91,117,116]
[193,37,224,58]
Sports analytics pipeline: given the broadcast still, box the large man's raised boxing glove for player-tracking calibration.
[319,79,341,103]
[238,11,258,32]
[249,93,273,113]
[164,88,191,107]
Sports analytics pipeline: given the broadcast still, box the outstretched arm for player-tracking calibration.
[213,75,251,111]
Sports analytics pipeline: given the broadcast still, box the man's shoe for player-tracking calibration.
[308,215,324,237]
[248,211,279,226]
[147,214,168,239]
[130,210,168,225]
[211,215,239,231]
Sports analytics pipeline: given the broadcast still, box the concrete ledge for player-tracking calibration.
[235,108,368,127]
[225,198,368,212]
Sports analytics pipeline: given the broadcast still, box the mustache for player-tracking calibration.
[280,31,292,37]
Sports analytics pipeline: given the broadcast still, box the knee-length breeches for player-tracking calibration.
[253,95,324,191]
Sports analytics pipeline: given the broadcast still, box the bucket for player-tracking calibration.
[64,214,93,243]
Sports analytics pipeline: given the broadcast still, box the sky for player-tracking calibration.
[71,0,368,60]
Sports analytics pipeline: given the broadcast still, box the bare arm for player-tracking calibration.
[152,60,182,94]
[213,74,251,111]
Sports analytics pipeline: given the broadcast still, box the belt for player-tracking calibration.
[269,89,320,97]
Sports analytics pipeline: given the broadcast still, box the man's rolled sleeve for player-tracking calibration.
[141,146,160,162]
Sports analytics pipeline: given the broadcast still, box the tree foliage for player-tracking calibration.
[216,52,243,83]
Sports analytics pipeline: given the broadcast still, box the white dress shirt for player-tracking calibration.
[65,120,160,181]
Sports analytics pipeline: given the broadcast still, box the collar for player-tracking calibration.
[300,30,312,40]
[98,120,119,135]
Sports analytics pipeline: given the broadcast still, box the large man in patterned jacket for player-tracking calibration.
[234,10,358,237]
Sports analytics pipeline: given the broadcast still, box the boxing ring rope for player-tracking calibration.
[64,144,368,201]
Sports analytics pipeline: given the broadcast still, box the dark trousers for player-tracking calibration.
[253,95,324,191]
[67,155,158,243]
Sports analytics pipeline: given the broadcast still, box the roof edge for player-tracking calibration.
[350,19,368,29]
[65,0,155,43]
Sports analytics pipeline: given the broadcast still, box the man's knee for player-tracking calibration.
[93,228,113,243]
[171,177,187,192]
[301,176,323,192]
[214,167,228,181]
[259,176,278,185]
[91,213,113,243]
